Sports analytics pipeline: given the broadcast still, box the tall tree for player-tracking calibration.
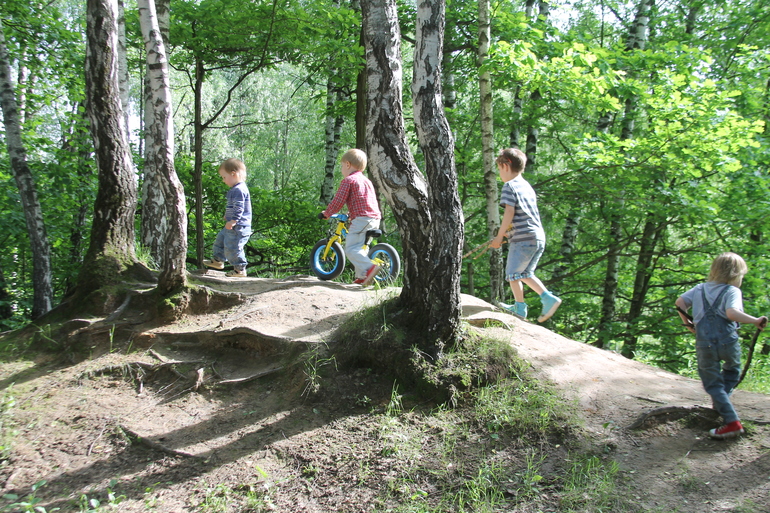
[363,0,463,352]
[478,0,503,303]
[320,80,345,204]
[139,0,171,265]
[138,0,187,294]
[413,0,464,342]
[0,23,54,319]
[78,0,144,295]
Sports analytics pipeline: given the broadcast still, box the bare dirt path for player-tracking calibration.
[463,294,770,512]
[1,275,768,511]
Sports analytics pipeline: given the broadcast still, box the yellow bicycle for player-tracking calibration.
[310,213,401,283]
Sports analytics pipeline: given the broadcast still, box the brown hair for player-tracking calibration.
[219,158,247,182]
[341,148,367,171]
[495,148,527,174]
[708,252,748,286]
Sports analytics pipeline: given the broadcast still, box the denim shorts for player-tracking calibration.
[505,239,545,281]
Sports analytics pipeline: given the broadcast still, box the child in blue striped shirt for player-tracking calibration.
[490,148,561,322]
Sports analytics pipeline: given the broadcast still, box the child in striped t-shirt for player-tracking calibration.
[489,148,561,322]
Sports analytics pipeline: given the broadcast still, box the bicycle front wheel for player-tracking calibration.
[369,243,400,283]
[310,239,346,280]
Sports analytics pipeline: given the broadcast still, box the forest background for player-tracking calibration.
[2,0,770,387]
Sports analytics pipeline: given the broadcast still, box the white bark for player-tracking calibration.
[478,0,503,302]
[118,0,130,131]
[320,79,344,204]
[413,0,464,344]
[0,25,53,319]
[138,0,188,293]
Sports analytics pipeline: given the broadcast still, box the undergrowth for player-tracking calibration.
[327,298,633,512]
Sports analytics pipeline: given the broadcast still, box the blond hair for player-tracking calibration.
[341,149,367,171]
[708,252,748,286]
[219,158,247,182]
[495,148,527,173]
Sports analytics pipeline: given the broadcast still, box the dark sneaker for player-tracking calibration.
[538,291,562,323]
[361,264,381,286]
[709,421,744,440]
[204,258,224,270]
[226,269,247,278]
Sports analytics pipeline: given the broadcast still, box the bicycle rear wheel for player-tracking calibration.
[310,239,345,280]
[369,243,400,283]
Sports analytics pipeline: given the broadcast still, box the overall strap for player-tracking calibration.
[700,284,731,314]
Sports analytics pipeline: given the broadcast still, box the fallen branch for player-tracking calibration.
[88,423,109,456]
[118,425,203,459]
[212,366,283,386]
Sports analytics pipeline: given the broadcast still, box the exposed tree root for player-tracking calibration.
[77,359,205,383]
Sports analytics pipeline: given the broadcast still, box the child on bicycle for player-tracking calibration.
[319,149,381,286]
[675,252,767,439]
[489,148,561,322]
[203,158,252,277]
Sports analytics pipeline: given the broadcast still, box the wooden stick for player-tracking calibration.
[738,327,763,386]
[463,240,493,259]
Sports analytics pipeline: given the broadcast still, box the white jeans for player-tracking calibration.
[347,216,380,278]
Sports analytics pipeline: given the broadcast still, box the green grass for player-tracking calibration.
[0,386,15,470]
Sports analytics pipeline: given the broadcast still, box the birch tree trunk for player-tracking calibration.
[80,0,142,295]
[478,0,503,303]
[0,25,54,319]
[320,78,344,204]
[138,0,188,294]
[62,104,95,295]
[412,0,464,344]
[355,25,367,151]
[524,89,541,175]
[138,0,171,266]
[362,0,462,352]
[117,0,130,131]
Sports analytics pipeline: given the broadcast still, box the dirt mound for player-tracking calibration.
[1,275,769,511]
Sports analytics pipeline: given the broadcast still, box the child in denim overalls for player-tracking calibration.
[676,252,767,439]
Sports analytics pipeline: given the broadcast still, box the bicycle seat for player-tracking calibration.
[366,229,382,239]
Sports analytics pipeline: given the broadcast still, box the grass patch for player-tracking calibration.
[332,296,523,404]
[327,297,617,512]
[0,386,15,469]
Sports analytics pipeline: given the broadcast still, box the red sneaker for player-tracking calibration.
[709,420,744,440]
[353,278,365,285]
[361,264,381,286]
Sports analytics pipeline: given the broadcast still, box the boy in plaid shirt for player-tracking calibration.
[319,149,382,286]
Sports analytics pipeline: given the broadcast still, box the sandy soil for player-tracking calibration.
[1,273,768,512]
